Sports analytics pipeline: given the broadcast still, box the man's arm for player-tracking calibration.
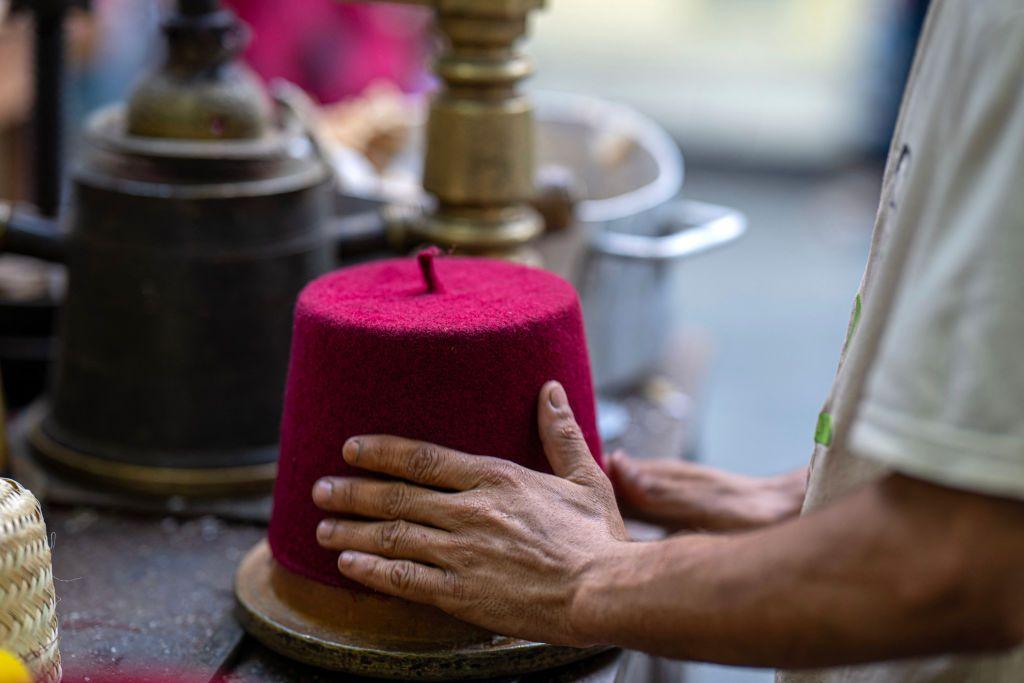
[576,473,1024,667]
[312,382,1024,668]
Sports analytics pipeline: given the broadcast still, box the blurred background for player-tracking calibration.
[0,2,929,680]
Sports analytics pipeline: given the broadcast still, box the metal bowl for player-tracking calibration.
[331,90,684,222]
[331,90,744,401]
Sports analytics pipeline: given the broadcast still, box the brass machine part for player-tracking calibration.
[368,0,546,255]
[27,420,278,497]
[235,540,608,680]
[126,0,272,140]
[0,0,335,499]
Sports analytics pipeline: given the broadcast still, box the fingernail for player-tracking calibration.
[548,382,567,409]
[317,519,336,542]
[344,439,361,464]
[313,478,333,504]
[338,551,357,569]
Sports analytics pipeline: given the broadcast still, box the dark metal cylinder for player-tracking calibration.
[30,106,335,494]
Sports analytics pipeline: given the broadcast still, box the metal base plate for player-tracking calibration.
[234,540,607,680]
[19,402,277,498]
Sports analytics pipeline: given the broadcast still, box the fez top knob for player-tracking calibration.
[417,246,445,293]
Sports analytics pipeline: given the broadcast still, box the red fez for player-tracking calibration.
[269,250,602,587]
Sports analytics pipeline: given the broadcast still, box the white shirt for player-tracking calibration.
[781,0,1024,681]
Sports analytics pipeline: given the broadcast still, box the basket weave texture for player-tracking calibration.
[0,479,61,683]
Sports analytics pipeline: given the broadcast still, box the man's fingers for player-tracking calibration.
[343,436,510,491]
[613,454,705,478]
[607,450,661,506]
[337,552,463,607]
[317,518,452,565]
[313,477,453,526]
[607,450,639,490]
[538,381,604,485]
[608,450,655,490]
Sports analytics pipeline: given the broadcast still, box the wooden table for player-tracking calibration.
[43,506,627,682]
[20,338,706,682]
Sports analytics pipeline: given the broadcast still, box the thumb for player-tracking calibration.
[537,381,602,485]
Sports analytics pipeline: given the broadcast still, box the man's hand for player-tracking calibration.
[609,453,807,532]
[311,381,629,647]
[309,384,1024,667]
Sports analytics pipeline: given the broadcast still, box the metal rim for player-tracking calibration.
[86,105,293,161]
[235,540,609,680]
[589,199,748,262]
[334,90,685,223]
[531,90,685,224]
[27,418,277,497]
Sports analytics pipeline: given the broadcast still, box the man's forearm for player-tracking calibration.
[573,475,1024,668]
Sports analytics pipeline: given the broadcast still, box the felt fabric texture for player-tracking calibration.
[268,254,602,588]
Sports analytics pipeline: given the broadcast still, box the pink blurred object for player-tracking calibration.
[226,0,432,103]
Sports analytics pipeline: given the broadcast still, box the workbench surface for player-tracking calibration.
[46,507,626,682]
[36,339,703,682]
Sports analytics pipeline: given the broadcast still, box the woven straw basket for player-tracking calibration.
[0,479,61,682]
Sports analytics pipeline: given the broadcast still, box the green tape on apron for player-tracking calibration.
[815,411,834,447]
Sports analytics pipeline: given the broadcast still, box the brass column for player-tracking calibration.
[367,0,546,255]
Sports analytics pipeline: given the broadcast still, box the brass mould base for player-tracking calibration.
[235,540,608,680]
[24,408,277,498]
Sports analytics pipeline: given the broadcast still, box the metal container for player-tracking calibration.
[579,199,745,393]
[22,106,335,494]
[338,91,745,395]
[527,94,740,391]
[0,1,338,495]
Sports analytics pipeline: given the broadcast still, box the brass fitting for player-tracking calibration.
[126,1,272,140]
[362,0,545,254]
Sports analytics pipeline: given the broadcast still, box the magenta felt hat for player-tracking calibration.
[268,252,602,587]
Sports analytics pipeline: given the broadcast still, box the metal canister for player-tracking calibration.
[0,1,336,495]
[25,107,334,495]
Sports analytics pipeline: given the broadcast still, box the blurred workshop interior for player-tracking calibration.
[0,1,929,682]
